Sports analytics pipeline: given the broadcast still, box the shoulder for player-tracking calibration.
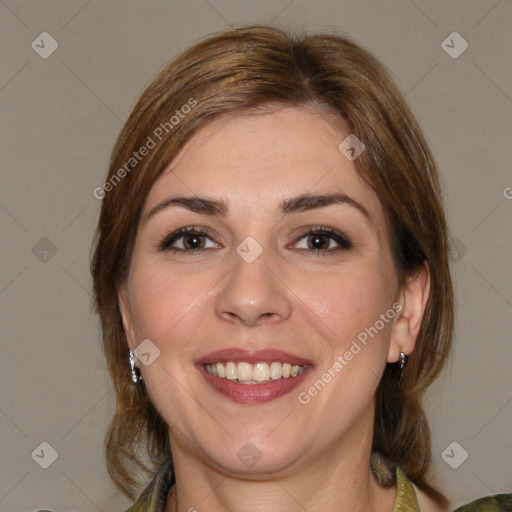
[451,494,512,512]
[412,484,450,512]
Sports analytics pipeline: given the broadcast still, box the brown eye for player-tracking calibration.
[182,233,206,250]
[307,233,331,250]
[294,228,352,253]
[159,227,218,252]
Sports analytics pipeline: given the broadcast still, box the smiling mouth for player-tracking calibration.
[204,361,308,384]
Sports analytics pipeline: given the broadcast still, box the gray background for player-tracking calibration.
[1,1,511,510]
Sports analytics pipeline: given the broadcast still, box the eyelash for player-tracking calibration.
[157,225,352,255]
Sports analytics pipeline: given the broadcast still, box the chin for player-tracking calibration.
[199,431,308,476]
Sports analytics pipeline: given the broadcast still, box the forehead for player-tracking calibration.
[143,106,386,231]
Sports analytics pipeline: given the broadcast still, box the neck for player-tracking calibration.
[165,415,396,512]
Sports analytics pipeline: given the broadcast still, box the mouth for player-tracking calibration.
[204,361,307,383]
[195,348,313,404]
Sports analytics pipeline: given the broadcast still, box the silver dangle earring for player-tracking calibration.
[129,349,141,383]
[399,350,408,371]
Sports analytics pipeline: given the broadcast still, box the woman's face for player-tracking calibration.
[119,105,408,476]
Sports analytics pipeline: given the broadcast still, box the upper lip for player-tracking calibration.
[195,348,313,366]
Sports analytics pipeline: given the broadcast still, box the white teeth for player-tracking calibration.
[269,361,283,380]
[225,362,237,380]
[204,361,307,383]
[237,362,253,381]
[253,362,270,381]
[216,362,225,378]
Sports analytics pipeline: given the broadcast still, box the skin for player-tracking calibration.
[119,105,432,512]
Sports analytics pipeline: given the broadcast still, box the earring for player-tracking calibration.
[399,350,408,371]
[129,349,142,383]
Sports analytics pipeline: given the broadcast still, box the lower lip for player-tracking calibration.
[197,364,312,404]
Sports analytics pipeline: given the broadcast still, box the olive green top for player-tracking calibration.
[123,453,511,512]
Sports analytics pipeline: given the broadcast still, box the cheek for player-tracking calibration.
[291,262,395,348]
[298,268,395,408]
[128,258,210,353]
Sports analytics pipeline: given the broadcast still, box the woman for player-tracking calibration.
[90,25,511,512]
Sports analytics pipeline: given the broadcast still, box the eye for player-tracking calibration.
[158,226,352,255]
[292,227,352,254]
[158,227,219,252]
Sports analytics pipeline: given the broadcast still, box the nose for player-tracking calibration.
[214,248,292,327]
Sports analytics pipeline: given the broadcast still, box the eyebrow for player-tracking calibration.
[143,192,372,225]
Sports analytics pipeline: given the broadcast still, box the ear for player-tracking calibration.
[388,262,431,363]
[118,284,136,351]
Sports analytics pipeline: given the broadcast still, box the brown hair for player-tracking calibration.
[90,24,453,505]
